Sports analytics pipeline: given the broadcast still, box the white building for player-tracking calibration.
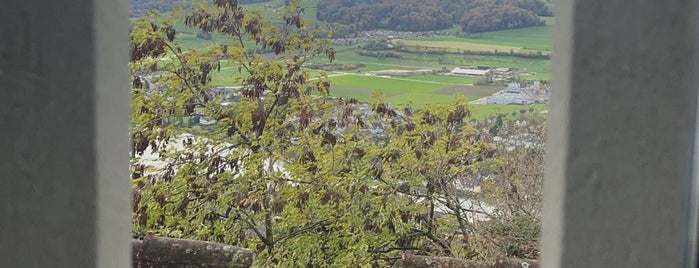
[492,67,511,74]
[450,67,491,76]
[486,82,541,105]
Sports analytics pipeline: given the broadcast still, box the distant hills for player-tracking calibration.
[129,0,552,34]
[317,0,552,32]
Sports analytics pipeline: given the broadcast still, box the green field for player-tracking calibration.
[325,49,551,81]
[457,17,554,51]
[327,74,500,108]
[397,39,522,52]
[402,74,474,84]
[208,66,548,121]
[404,17,553,52]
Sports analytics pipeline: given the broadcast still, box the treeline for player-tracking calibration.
[355,50,403,59]
[316,0,550,32]
[460,49,549,59]
[129,0,187,17]
[389,44,550,59]
[461,1,545,33]
[129,0,274,17]
[317,0,453,32]
[303,62,367,71]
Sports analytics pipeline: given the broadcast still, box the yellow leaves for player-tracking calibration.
[228,46,246,59]
[369,89,385,108]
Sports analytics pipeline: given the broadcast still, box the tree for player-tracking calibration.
[129,0,545,265]
[465,112,545,260]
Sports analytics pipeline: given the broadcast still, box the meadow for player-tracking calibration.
[324,49,552,81]
[443,17,553,51]
[327,74,500,108]
[399,17,553,55]
[396,39,525,53]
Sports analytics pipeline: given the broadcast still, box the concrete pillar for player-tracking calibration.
[543,0,699,267]
[0,0,129,267]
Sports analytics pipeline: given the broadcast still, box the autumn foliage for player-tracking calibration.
[316,0,550,32]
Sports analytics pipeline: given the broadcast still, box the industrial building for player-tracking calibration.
[485,82,550,105]
[449,67,491,76]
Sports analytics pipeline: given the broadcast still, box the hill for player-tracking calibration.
[316,0,551,32]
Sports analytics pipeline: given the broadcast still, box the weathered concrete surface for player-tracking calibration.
[132,235,255,268]
[543,0,699,267]
[0,0,129,267]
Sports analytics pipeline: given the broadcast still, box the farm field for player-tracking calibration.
[209,69,524,120]
[396,39,524,53]
[326,49,551,81]
[327,74,500,108]
[402,16,553,54]
[402,75,475,84]
[473,16,554,50]
[208,65,549,120]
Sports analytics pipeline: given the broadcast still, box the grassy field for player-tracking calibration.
[327,74,501,108]
[404,17,553,52]
[209,64,545,120]
[457,17,554,51]
[402,74,475,84]
[210,68,246,86]
[325,48,551,81]
[396,39,522,52]
[209,69,515,117]
[209,67,547,120]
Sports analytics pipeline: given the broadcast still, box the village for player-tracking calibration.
[358,66,551,105]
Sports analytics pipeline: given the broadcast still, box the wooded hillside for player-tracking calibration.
[316,0,550,32]
[129,0,274,17]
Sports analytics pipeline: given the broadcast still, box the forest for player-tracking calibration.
[316,0,551,32]
[130,0,552,33]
